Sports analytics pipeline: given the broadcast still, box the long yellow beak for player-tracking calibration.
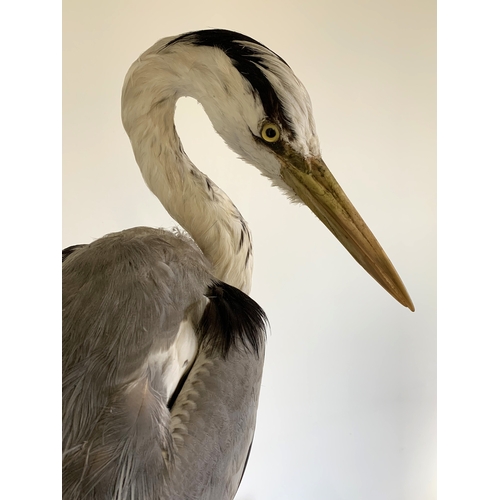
[280,151,415,311]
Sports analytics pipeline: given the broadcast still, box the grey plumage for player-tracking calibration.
[63,228,266,499]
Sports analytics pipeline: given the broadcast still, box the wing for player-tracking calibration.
[164,280,266,500]
[62,227,266,500]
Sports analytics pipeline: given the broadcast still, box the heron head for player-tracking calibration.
[176,30,413,311]
[127,30,414,311]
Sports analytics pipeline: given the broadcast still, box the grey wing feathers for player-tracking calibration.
[62,227,267,500]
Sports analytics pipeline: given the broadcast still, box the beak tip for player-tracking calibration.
[400,291,415,312]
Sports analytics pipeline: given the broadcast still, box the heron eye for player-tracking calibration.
[261,123,280,143]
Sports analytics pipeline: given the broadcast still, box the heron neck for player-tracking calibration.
[126,97,253,294]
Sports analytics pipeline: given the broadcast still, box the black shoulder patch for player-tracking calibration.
[166,29,295,137]
[62,244,87,263]
[197,280,267,358]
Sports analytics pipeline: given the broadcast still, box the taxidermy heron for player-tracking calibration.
[63,29,414,499]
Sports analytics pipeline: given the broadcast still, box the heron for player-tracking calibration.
[63,29,414,500]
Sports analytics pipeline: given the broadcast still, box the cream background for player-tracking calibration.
[63,1,436,499]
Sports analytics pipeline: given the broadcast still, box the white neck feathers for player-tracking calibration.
[122,45,254,293]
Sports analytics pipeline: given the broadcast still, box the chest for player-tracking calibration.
[147,319,198,402]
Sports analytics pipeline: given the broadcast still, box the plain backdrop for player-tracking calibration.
[63,1,436,499]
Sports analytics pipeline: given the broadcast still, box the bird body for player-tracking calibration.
[63,29,413,499]
[63,227,266,499]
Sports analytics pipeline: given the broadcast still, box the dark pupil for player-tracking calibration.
[265,127,276,138]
